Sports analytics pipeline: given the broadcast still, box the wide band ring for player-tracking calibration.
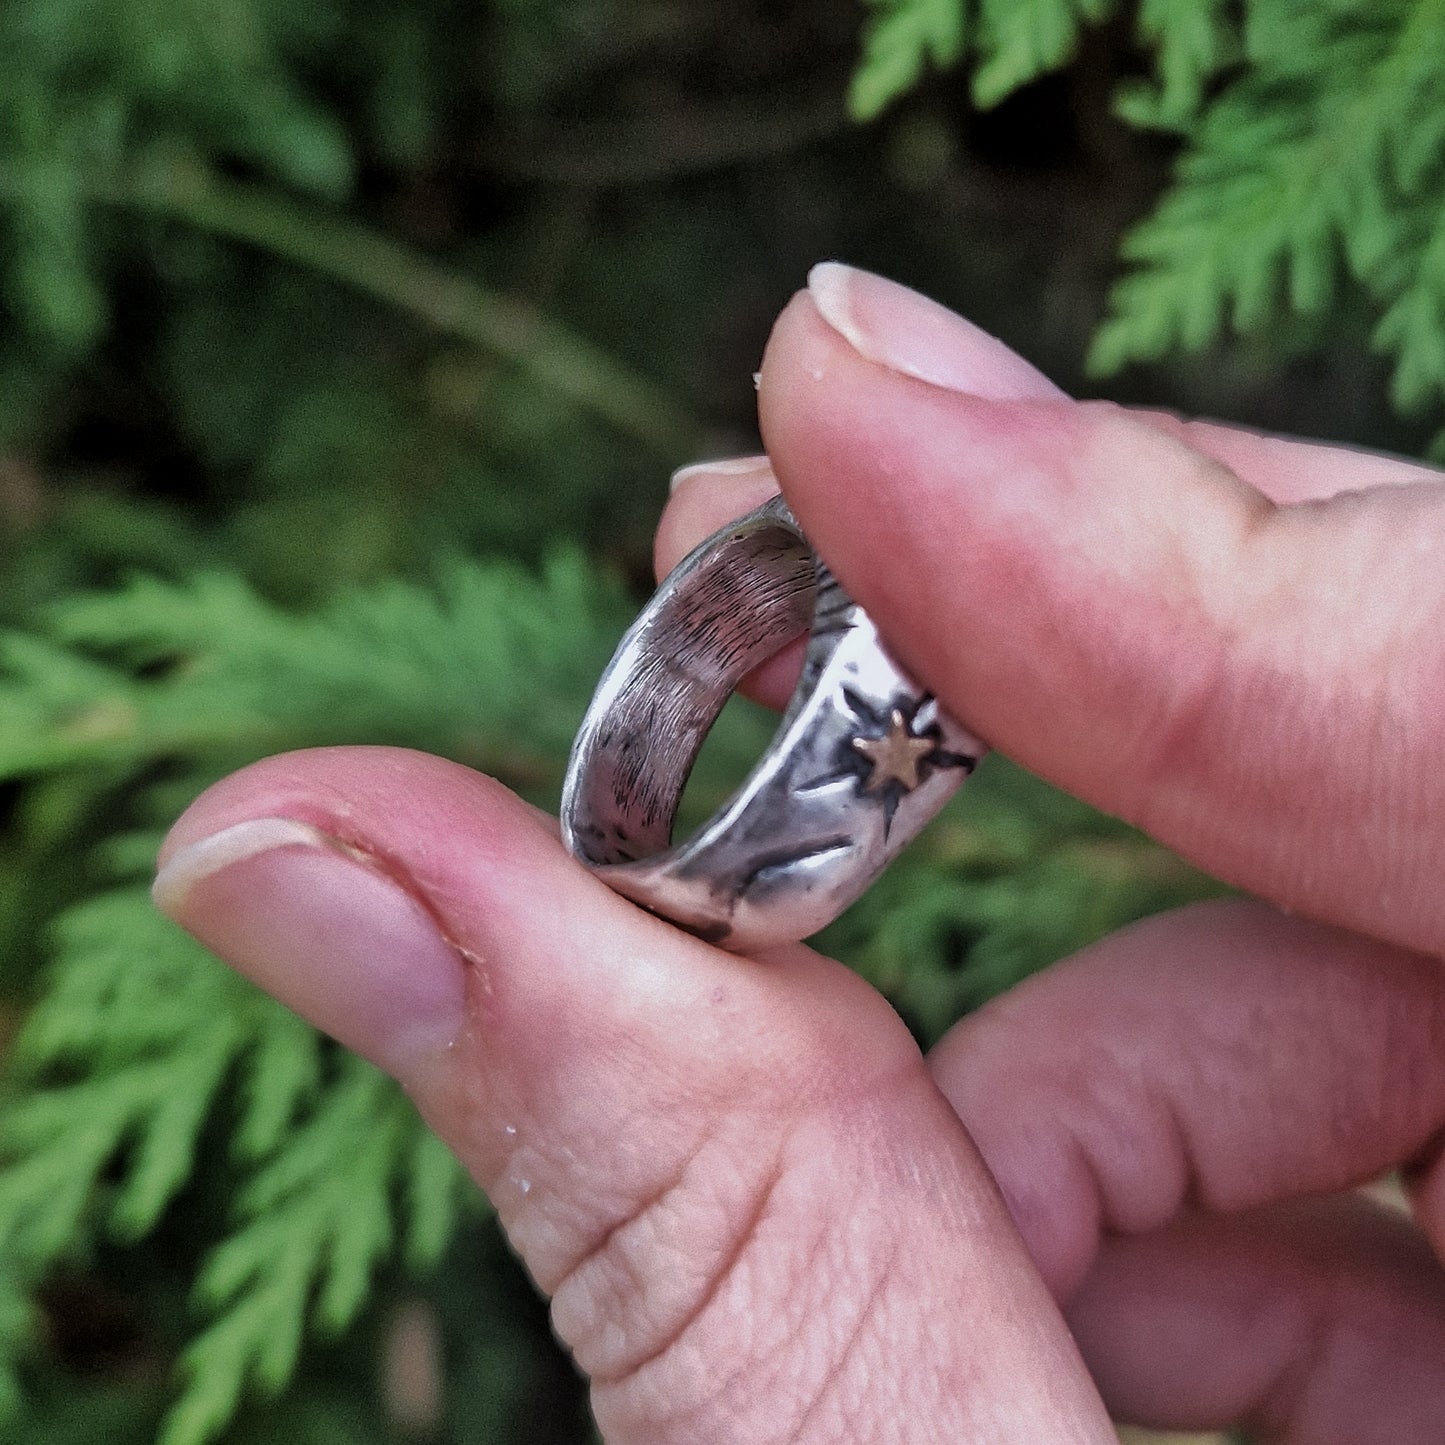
[561,495,985,951]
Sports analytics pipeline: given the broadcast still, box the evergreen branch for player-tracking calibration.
[0,894,243,1254]
[0,895,247,1430]
[111,170,701,459]
[972,0,1115,109]
[850,0,1122,120]
[1090,0,1445,390]
[0,548,632,1435]
[233,1008,323,1161]
[0,882,471,1444]
[404,1127,472,1273]
[850,0,966,121]
[845,1,1445,436]
[159,1058,436,1445]
[1115,0,1238,130]
[0,554,632,790]
[1374,205,1445,413]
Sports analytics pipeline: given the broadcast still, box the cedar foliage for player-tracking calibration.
[1,1,1439,1441]
[856,0,1445,443]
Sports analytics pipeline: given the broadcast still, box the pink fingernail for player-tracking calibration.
[807,262,1066,401]
[669,455,773,493]
[153,818,466,1077]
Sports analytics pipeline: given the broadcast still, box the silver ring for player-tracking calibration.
[561,495,985,950]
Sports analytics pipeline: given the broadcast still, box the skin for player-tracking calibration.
[155,267,1445,1442]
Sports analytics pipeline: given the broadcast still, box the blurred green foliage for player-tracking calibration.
[0,1,1440,1441]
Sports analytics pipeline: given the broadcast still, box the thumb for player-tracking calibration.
[760,267,1445,959]
[153,746,1113,1444]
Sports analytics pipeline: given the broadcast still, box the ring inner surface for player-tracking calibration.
[578,521,815,866]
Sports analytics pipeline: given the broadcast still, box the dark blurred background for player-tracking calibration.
[1,0,1423,622]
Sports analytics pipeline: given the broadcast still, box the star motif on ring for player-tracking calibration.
[792,689,977,841]
[851,708,937,793]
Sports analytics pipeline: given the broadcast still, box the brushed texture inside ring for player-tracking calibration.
[561,495,985,950]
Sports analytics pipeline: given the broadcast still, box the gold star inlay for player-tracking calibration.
[851,709,936,793]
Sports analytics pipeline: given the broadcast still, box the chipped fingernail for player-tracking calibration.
[154,817,467,1077]
[807,261,1065,401]
[669,454,774,493]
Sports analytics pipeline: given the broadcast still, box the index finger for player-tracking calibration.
[756,273,1445,958]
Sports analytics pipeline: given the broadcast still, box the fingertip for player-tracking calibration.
[805,262,1066,401]
[152,748,567,1082]
[155,811,470,1080]
[654,455,778,582]
[653,456,798,707]
[759,285,1445,952]
[151,745,931,1200]
[668,454,772,494]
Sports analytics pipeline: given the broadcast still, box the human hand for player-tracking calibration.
[154,265,1445,1442]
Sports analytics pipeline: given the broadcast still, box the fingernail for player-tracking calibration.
[807,262,1065,401]
[153,818,467,1077]
[669,454,772,493]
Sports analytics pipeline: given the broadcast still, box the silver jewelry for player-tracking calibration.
[561,495,984,950]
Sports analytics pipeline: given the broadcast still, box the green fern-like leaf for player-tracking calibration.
[849,0,966,121]
[1374,213,1445,414]
[972,0,1114,109]
[0,549,640,1438]
[158,1058,450,1445]
[404,1127,471,1273]
[848,0,1115,119]
[1090,0,1445,421]
[0,895,240,1255]
[0,895,246,1433]
[0,881,473,1445]
[0,553,630,793]
[1114,0,1238,130]
[845,0,1445,441]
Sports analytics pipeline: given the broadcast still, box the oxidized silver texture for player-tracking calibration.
[561,495,985,950]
